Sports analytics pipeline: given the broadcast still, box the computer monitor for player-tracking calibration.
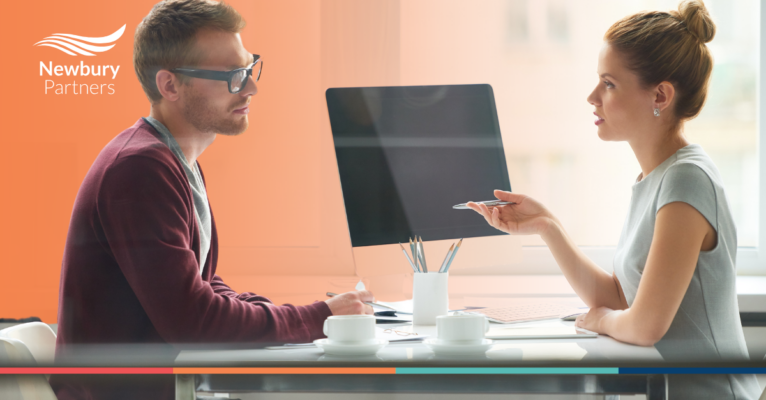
[326,84,511,247]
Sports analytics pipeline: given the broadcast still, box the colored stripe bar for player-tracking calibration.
[0,368,172,374]
[0,367,394,375]
[5,367,765,375]
[396,368,619,374]
[620,368,766,374]
[174,368,396,374]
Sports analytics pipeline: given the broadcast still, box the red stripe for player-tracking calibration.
[0,368,173,374]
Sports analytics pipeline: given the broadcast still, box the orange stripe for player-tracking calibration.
[173,368,395,374]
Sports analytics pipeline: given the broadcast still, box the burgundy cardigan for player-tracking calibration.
[51,119,331,399]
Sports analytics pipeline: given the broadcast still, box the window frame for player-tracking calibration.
[755,0,766,275]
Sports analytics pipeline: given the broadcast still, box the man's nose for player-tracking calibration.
[241,75,257,97]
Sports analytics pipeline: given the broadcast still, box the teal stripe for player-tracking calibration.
[396,368,618,374]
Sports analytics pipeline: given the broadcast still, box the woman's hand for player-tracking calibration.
[574,306,620,334]
[467,190,557,237]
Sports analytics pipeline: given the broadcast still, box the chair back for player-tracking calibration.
[0,337,36,364]
[0,322,57,365]
[0,337,57,400]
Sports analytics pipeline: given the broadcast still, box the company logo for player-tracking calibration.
[34,24,126,56]
[36,24,126,95]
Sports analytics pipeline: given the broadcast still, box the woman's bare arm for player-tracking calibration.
[469,190,628,310]
[542,221,630,310]
[578,201,714,346]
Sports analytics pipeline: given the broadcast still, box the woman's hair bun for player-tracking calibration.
[604,0,717,121]
[677,0,716,43]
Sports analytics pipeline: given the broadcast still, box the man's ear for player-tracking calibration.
[155,70,182,102]
[655,81,676,114]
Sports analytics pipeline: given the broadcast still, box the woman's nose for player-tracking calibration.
[587,87,600,107]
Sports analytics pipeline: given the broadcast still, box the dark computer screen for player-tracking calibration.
[326,84,511,247]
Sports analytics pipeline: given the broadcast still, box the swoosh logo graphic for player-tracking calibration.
[34,25,126,56]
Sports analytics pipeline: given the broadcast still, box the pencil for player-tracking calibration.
[399,243,418,273]
[438,243,455,273]
[416,241,422,273]
[418,236,428,272]
[409,237,420,272]
[443,238,463,273]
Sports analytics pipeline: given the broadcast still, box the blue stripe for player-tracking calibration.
[396,368,618,374]
[620,368,766,374]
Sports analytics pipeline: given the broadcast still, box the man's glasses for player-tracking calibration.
[172,54,262,94]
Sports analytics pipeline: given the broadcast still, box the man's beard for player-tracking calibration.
[181,87,248,136]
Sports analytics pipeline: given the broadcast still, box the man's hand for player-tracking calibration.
[325,290,375,315]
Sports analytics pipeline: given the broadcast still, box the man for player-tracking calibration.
[52,0,373,398]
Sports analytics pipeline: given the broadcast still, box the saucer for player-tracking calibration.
[314,338,388,356]
[423,338,493,356]
[318,354,383,362]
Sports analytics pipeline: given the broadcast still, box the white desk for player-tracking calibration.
[176,319,661,365]
[172,283,766,400]
[175,319,669,399]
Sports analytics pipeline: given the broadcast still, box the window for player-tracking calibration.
[398,0,761,273]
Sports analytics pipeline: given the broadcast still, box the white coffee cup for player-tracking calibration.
[322,315,376,344]
[436,313,489,344]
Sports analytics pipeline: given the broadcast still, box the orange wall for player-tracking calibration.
[2,0,160,322]
[0,0,527,323]
[0,0,364,322]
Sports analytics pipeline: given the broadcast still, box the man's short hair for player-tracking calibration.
[134,0,246,103]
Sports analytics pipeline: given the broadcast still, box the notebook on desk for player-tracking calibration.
[486,326,597,340]
[465,303,588,324]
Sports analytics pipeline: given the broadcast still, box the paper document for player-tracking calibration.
[376,300,413,314]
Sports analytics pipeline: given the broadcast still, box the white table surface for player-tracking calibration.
[175,319,661,365]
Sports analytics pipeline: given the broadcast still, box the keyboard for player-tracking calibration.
[466,303,585,324]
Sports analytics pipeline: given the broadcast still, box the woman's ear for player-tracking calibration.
[654,81,676,114]
[155,70,182,102]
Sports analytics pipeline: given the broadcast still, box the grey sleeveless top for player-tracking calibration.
[613,144,761,399]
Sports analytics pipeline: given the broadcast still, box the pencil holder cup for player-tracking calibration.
[412,272,449,325]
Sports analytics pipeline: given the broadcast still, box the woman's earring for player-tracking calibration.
[653,107,660,117]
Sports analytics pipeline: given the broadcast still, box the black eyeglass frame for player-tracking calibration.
[172,54,262,94]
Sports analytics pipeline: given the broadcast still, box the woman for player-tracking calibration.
[468,1,761,398]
